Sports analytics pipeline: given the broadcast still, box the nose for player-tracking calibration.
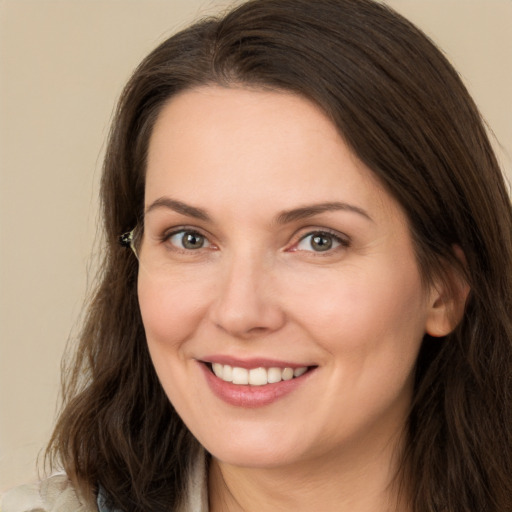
[208,253,286,339]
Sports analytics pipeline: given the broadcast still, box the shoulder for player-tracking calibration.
[1,474,96,512]
[1,446,208,512]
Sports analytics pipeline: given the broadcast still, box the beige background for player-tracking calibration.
[0,0,511,491]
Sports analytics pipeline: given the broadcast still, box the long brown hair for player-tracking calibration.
[47,1,512,510]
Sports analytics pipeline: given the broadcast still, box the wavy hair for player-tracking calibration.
[47,1,512,510]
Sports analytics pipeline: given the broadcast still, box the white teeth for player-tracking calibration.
[232,367,249,385]
[267,367,282,383]
[222,364,233,382]
[211,364,309,385]
[212,363,223,379]
[282,367,294,381]
[248,367,267,386]
[293,367,307,377]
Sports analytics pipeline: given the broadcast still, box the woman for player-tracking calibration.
[3,0,511,510]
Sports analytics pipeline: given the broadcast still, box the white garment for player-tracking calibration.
[1,449,208,512]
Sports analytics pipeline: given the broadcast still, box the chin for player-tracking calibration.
[209,444,301,469]
[196,426,308,469]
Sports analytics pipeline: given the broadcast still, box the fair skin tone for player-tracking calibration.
[137,86,457,511]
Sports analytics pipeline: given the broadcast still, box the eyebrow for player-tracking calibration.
[275,202,373,224]
[145,197,372,224]
[145,197,211,221]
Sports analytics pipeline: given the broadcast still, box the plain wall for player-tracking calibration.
[1,0,511,491]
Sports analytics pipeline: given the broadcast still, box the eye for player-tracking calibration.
[294,231,347,252]
[167,230,211,250]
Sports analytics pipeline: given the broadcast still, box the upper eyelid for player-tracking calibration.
[162,225,212,240]
[294,227,350,243]
[299,228,345,238]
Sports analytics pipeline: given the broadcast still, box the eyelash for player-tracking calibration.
[160,228,213,253]
[159,227,350,254]
[292,230,350,253]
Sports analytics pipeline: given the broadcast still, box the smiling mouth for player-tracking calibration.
[206,362,315,386]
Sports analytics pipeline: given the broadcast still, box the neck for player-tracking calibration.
[208,429,410,512]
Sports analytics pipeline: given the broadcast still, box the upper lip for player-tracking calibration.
[200,355,315,370]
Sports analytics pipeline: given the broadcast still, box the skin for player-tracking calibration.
[138,86,455,511]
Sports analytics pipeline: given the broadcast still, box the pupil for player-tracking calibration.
[183,233,203,249]
[312,234,332,251]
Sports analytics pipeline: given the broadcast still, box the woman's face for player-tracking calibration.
[138,86,438,469]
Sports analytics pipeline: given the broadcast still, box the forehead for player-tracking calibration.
[144,85,401,223]
[147,85,345,173]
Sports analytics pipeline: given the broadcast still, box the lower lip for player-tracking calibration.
[200,363,314,408]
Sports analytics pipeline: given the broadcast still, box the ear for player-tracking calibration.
[425,247,470,338]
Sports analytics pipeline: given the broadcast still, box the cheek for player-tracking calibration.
[137,273,210,349]
[137,274,213,410]
[286,260,428,359]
